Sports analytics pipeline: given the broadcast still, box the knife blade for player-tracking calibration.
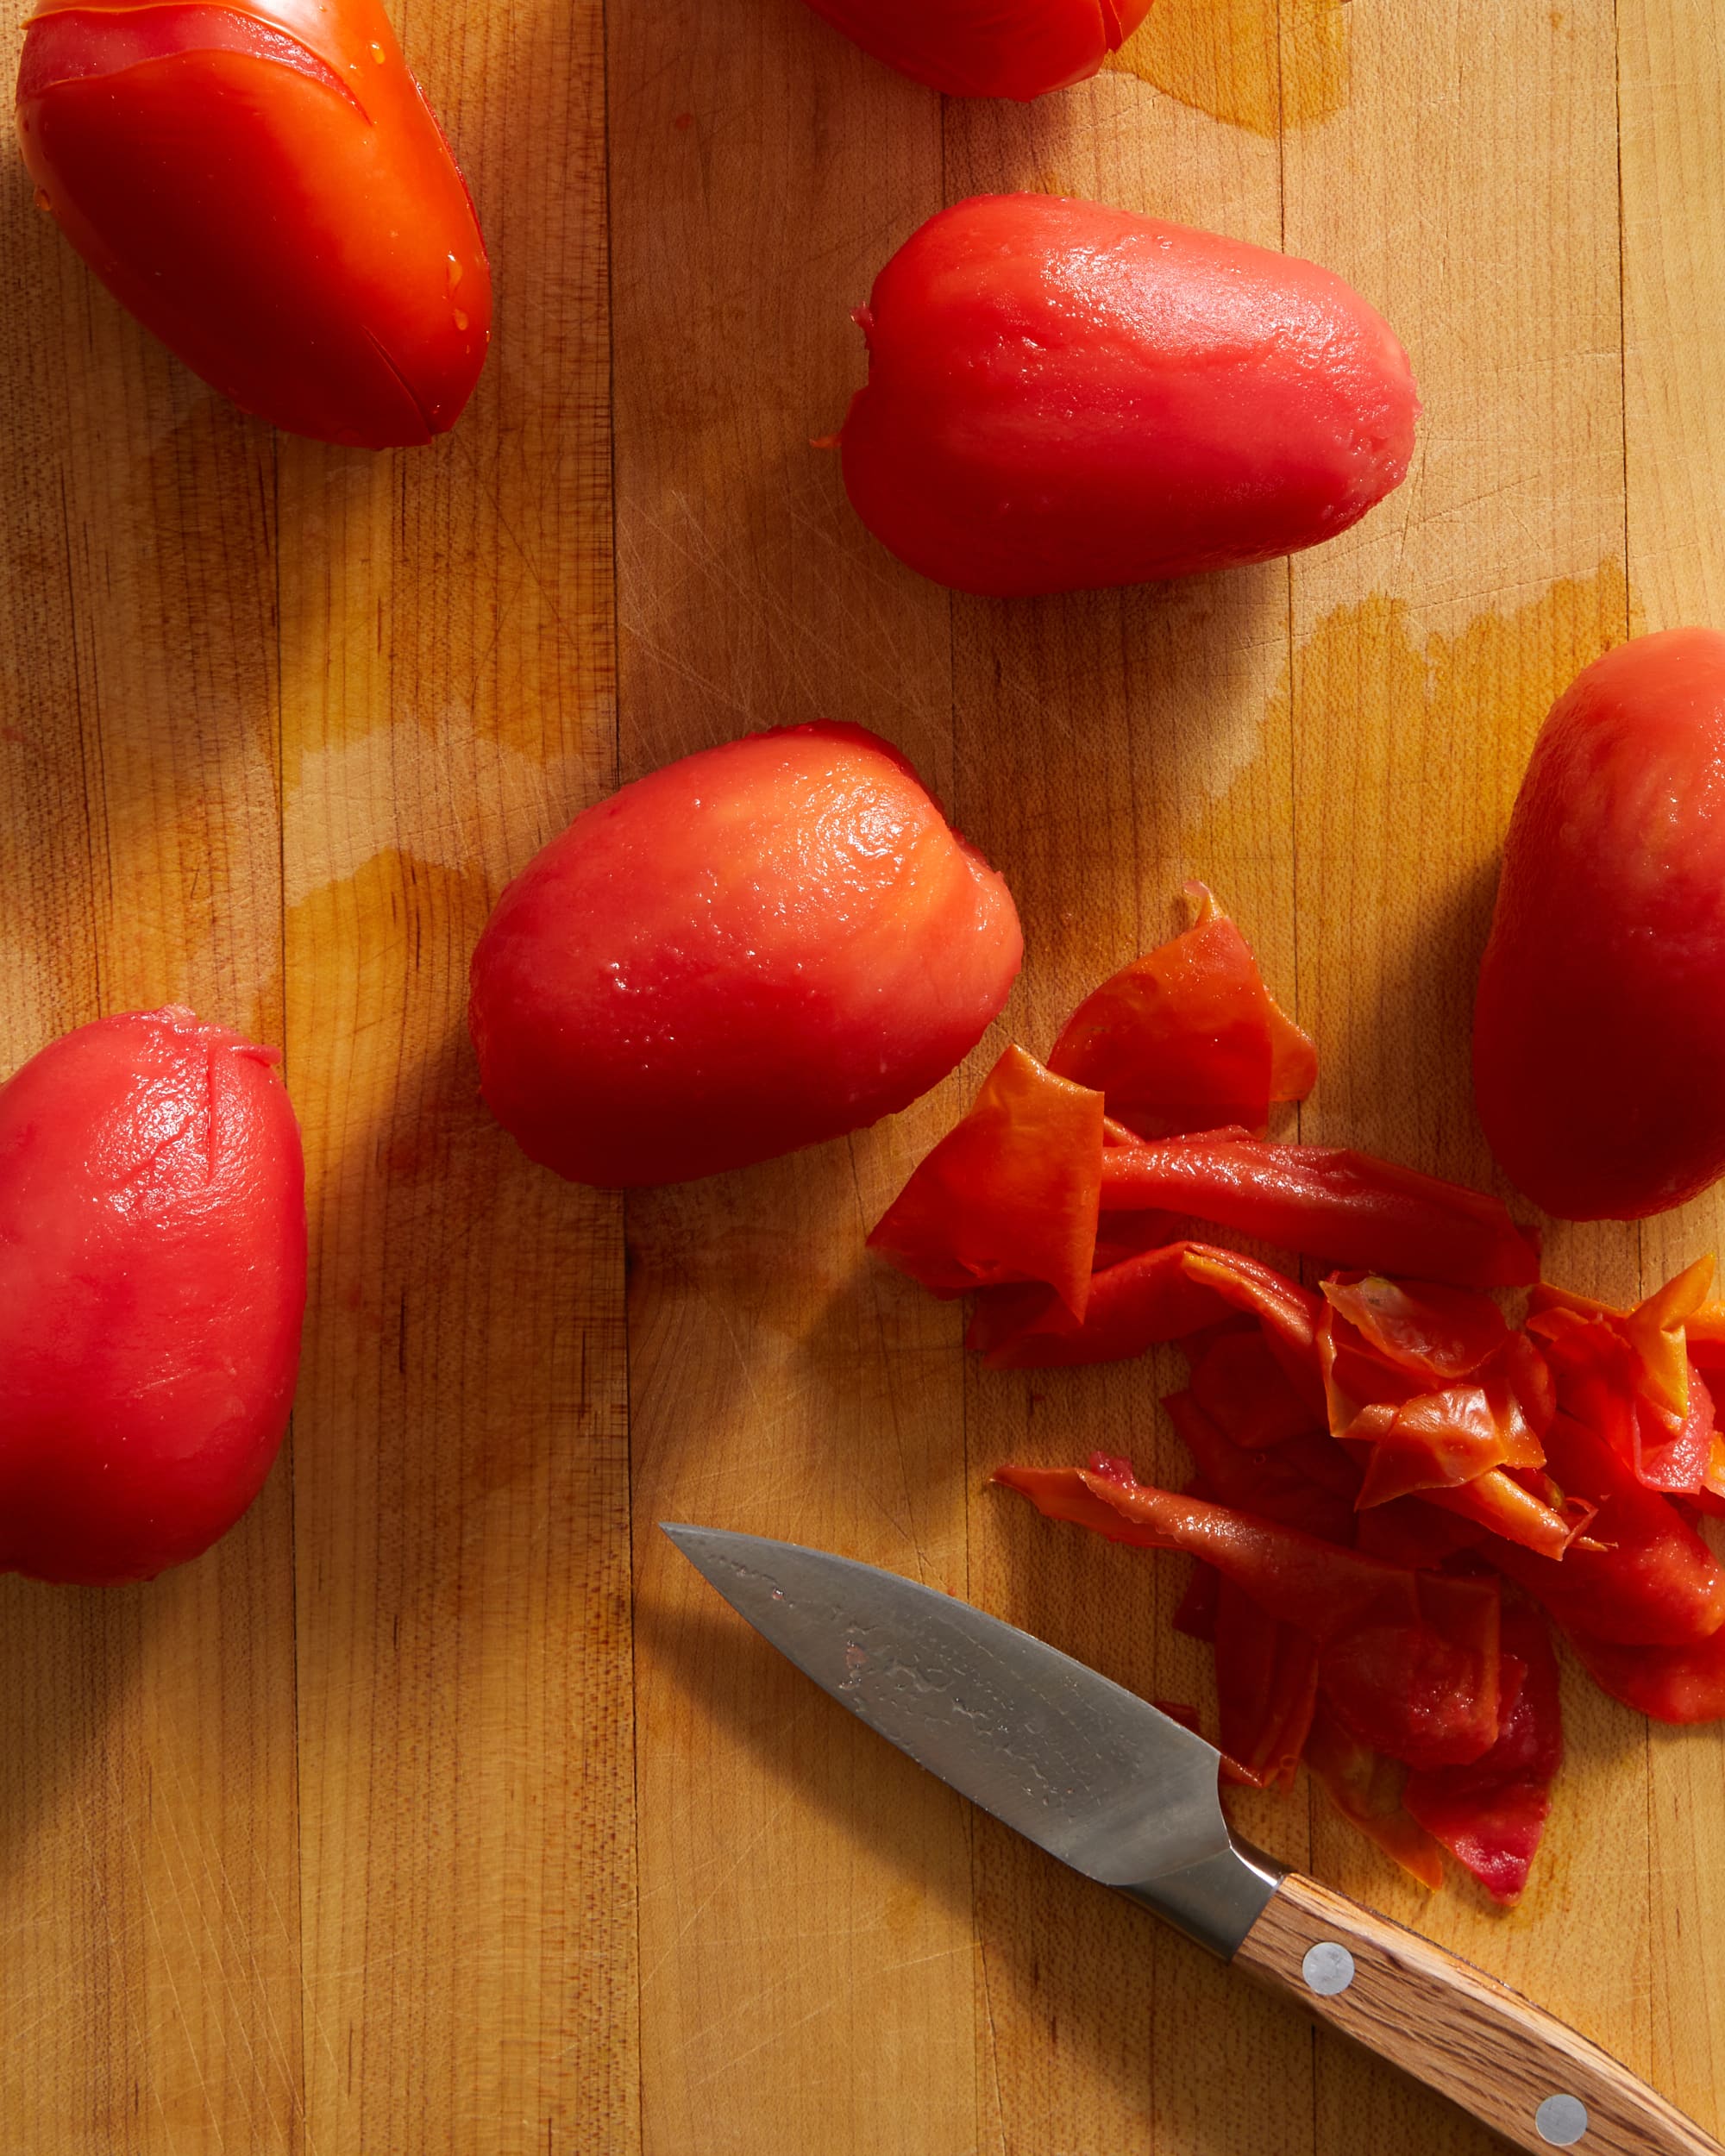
[659,1518,1281,1954]
[663,1521,1724,2156]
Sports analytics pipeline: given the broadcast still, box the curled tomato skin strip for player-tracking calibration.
[1302,1705,1446,1891]
[1323,1274,1510,1382]
[995,1458,1501,1771]
[1484,1416,1725,1645]
[967,1239,1321,1382]
[1566,1625,1725,1722]
[1316,1287,1555,1517]
[1531,1254,1712,1423]
[1213,1579,1320,1795]
[1098,1138,1540,1289]
[1416,1468,1592,1559]
[1531,1260,1720,1494]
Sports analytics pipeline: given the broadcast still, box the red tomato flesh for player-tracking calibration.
[1474,630,1725,1219]
[0,1008,306,1585]
[468,722,1023,1188]
[16,0,491,446]
[839,194,1418,597]
[798,0,1152,101]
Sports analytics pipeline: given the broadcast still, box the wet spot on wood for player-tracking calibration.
[1105,0,1350,136]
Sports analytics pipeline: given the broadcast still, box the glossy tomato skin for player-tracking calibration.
[799,0,1152,100]
[469,722,1024,1188]
[0,1008,307,1584]
[1474,630,1725,1219]
[16,0,491,446]
[840,195,1418,597]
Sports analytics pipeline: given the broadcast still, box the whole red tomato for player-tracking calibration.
[16,0,491,446]
[469,723,1023,1187]
[839,195,1418,597]
[0,1008,306,1584]
[1474,629,1725,1219]
[799,0,1152,100]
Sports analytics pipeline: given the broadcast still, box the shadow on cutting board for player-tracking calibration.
[0,1466,300,1974]
[0,1576,154,1876]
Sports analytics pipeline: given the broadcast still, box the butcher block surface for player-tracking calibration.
[3,0,1724,2148]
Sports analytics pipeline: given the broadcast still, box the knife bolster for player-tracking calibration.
[1119,1835,1285,1959]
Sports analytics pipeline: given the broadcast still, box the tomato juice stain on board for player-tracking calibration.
[1248,563,1634,1279]
[1153,561,1632,1161]
[1103,0,1349,135]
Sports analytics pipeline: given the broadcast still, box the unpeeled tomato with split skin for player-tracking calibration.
[1474,629,1725,1220]
[0,1008,306,1585]
[468,723,1023,1188]
[796,0,1152,101]
[839,194,1419,598]
[16,0,491,447]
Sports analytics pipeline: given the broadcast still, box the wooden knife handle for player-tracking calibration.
[1234,1871,1722,2155]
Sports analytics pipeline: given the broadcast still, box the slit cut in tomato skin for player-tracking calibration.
[16,0,492,446]
[0,1007,307,1586]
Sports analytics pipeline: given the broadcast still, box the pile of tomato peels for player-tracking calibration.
[868,885,1725,1905]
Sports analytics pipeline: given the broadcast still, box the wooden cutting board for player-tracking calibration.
[2,0,1722,2146]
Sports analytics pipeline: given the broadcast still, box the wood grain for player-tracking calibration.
[608,5,982,2152]
[279,0,629,2143]
[940,47,1314,2156]
[0,113,302,2151]
[1621,0,1725,2137]
[1237,1871,1724,2156]
[1,0,1724,2148]
[1279,0,1649,2150]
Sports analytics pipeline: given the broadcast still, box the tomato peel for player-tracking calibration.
[995,1457,1502,1770]
[1098,1137,1540,1288]
[1484,1415,1725,1645]
[1402,1602,1561,1906]
[969,1238,1322,1382]
[1305,1705,1446,1890]
[1567,1624,1725,1723]
[867,1046,1103,1317]
[1214,1579,1320,1795]
[1046,882,1314,1140]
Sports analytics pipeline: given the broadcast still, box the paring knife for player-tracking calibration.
[663,1523,1722,2156]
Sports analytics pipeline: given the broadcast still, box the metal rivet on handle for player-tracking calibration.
[1535,2093,1589,2147]
[1301,1942,1355,1996]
